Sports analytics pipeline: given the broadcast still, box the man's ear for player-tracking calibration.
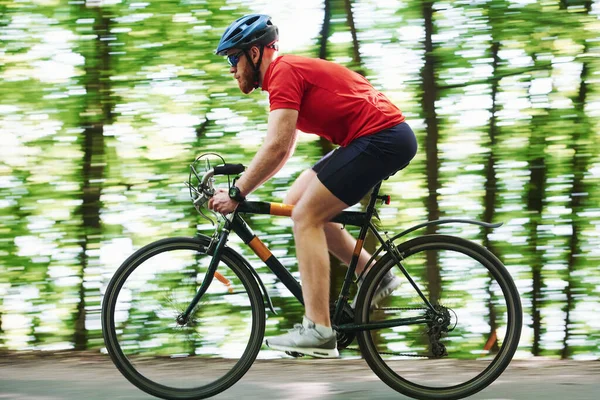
[250,46,261,63]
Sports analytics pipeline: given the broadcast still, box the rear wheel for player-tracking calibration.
[356,235,522,400]
[101,236,265,400]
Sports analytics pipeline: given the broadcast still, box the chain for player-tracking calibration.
[372,306,429,312]
[342,346,435,358]
[342,305,438,359]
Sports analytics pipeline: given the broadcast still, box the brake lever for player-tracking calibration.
[195,194,219,226]
[199,207,217,227]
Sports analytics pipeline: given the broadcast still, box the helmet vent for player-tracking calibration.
[247,16,260,25]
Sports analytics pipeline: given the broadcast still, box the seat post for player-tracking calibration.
[365,181,383,217]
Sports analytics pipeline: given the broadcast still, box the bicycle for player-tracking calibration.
[101,154,522,400]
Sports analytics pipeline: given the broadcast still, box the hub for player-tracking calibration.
[176,313,189,326]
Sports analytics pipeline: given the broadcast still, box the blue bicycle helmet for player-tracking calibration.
[215,14,278,56]
[216,14,279,89]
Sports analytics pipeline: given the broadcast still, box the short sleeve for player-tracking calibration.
[267,61,306,112]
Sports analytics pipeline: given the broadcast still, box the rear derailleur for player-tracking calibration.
[426,305,452,358]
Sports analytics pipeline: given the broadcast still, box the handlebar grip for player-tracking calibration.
[213,164,246,176]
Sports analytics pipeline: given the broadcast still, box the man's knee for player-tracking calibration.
[291,203,323,231]
[290,205,306,229]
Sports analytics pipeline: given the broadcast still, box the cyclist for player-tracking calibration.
[209,14,418,358]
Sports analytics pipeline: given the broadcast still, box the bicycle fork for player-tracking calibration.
[177,228,230,325]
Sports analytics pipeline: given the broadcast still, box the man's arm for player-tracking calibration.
[234,108,299,197]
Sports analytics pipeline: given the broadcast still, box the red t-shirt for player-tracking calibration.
[261,55,405,147]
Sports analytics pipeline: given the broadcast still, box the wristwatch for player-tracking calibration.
[228,186,246,203]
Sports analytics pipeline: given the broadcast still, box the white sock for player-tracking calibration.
[314,323,333,338]
[304,316,334,337]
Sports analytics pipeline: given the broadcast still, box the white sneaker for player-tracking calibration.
[265,316,339,358]
[352,270,402,309]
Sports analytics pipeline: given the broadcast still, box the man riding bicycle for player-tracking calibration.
[209,14,418,358]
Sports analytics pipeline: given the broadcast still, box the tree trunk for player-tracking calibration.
[421,0,442,304]
[76,123,105,350]
[527,121,546,356]
[74,5,111,351]
[483,40,501,353]
[319,0,332,61]
[343,0,364,75]
[561,0,592,359]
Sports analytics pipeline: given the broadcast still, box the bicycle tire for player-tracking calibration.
[355,234,522,400]
[101,236,266,400]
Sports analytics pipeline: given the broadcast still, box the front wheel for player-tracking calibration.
[101,236,266,400]
[355,234,522,400]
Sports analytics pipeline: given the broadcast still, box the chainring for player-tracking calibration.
[330,300,356,350]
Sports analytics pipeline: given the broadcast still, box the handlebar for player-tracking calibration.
[200,164,245,189]
[187,157,246,224]
[198,163,246,199]
[213,164,245,176]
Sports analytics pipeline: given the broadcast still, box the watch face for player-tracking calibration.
[229,186,242,201]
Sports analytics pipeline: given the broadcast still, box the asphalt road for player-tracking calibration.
[1,355,598,400]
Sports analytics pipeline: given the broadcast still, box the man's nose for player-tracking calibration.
[230,66,236,74]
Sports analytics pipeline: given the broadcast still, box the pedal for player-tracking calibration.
[285,351,305,358]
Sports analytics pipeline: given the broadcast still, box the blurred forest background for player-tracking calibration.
[0,0,599,360]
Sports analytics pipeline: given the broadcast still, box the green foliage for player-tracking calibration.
[0,0,598,359]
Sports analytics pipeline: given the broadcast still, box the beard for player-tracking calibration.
[238,67,256,94]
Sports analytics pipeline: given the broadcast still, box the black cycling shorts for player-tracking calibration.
[312,122,417,206]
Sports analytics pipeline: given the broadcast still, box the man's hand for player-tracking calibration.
[208,189,239,215]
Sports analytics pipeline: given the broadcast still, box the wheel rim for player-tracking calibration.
[359,238,521,396]
[103,241,263,396]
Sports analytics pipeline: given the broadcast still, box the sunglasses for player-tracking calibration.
[227,51,245,67]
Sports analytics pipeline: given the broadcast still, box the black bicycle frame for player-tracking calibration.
[178,182,443,333]
[235,182,386,321]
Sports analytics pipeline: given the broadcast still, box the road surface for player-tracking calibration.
[1,354,598,399]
